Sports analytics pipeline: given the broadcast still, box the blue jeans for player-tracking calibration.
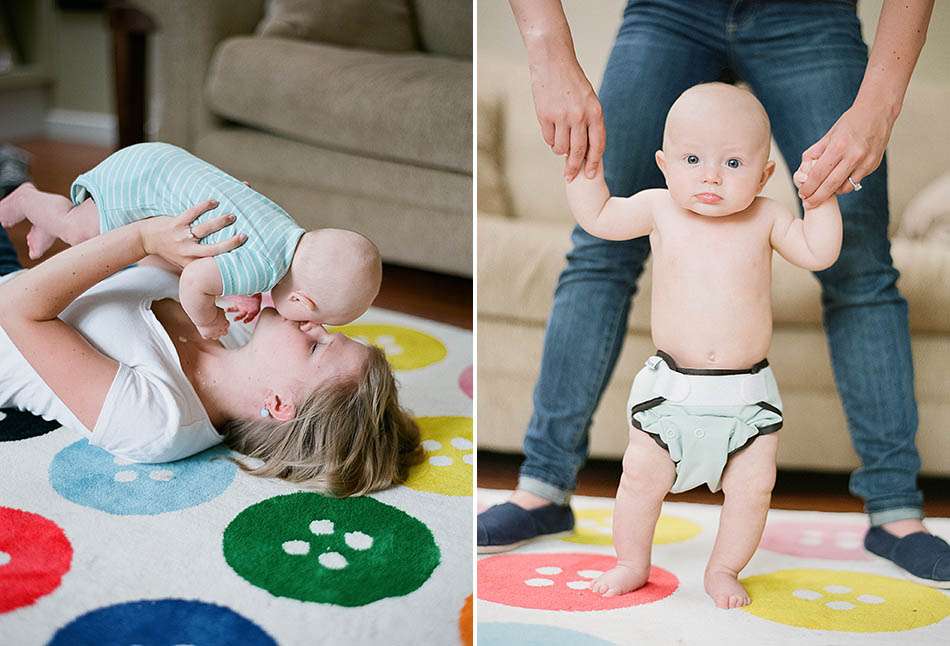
[0,225,21,276]
[519,0,923,526]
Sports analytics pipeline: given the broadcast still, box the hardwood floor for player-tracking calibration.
[478,451,950,516]
[6,139,472,330]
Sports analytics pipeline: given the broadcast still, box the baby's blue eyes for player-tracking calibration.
[684,155,742,168]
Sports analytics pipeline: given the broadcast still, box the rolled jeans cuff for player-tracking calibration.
[868,507,924,527]
[517,475,573,506]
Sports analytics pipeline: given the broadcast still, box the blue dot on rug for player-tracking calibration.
[49,439,236,515]
[48,599,276,646]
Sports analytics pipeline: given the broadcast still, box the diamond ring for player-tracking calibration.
[848,176,862,192]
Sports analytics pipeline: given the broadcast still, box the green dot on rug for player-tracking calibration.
[222,492,441,606]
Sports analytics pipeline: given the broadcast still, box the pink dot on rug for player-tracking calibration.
[759,521,871,561]
[459,365,473,399]
[478,552,678,611]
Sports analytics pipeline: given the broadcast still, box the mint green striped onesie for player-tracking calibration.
[70,142,305,296]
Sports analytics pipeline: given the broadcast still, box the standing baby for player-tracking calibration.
[0,142,381,336]
[565,83,842,609]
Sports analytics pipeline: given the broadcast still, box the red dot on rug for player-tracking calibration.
[478,552,678,611]
[458,365,473,399]
[0,507,73,613]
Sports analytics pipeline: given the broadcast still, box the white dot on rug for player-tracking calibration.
[578,519,597,528]
[429,455,452,467]
[567,580,591,590]
[825,601,855,610]
[577,570,603,579]
[792,589,822,600]
[451,437,473,450]
[422,440,442,451]
[536,566,562,575]
[798,536,822,546]
[462,453,473,464]
[857,594,885,604]
[310,519,334,535]
[0,551,10,566]
[597,526,612,535]
[282,540,310,556]
[345,531,373,551]
[113,456,133,465]
[824,585,851,594]
[524,578,554,587]
[802,528,823,536]
[836,539,861,549]
[114,470,138,482]
[318,551,347,570]
[149,469,174,481]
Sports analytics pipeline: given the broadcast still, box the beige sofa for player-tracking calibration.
[477,56,950,476]
[130,0,472,277]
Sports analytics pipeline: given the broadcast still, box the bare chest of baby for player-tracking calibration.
[648,195,774,369]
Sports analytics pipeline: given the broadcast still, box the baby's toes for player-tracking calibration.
[602,586,619,598]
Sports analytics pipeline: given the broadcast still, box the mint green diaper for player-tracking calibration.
[627,352,783,494]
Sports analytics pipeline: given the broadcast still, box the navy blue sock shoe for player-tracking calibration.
[864,526,950,588]
[477,502,574,554]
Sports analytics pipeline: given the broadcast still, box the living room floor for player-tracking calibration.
[6,139,472,331]
[479,452,950,516]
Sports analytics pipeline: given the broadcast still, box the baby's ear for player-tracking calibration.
[759,160,776,190]
[654,150,667,174]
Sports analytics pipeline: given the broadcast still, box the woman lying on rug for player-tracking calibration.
[0,199,423,496]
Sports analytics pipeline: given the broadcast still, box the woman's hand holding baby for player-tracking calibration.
[141,199,246,269]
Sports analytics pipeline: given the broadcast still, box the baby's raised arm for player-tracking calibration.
[768,195,842,271]
[180,257,229,339]
[565,166,657,240]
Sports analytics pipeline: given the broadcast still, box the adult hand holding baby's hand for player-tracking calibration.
[795,101,893,209]
[528,55,605,181]
[141,199,246,269]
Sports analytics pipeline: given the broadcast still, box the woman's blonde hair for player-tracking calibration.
[219,344,424,497]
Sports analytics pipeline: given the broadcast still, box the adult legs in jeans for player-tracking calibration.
[734,1,924,531]
[515,1,733,507]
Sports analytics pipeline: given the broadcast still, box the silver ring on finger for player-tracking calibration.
[848,176,862,191]
[187,223,199,240]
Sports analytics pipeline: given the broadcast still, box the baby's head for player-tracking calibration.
[273,228,382,325]
[655,82,775,217]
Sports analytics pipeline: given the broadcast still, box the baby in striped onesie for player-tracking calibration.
[0,143,382,339]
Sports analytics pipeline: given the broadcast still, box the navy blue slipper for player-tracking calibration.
[865,526,950,588]
[477,502,575,554]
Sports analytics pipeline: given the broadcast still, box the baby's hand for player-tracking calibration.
[194,308,230,340]
[793,158,816,190]
[224,293,262,323]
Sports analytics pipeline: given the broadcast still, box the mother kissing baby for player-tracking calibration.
[0,185,423,497]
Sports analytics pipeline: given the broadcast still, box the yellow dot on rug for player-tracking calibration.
[405,417,472,496]
[328,324,447,371]
[742,568,950,632]
[563,510,701,545]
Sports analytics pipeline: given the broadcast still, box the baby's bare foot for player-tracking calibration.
[26,224,56,259]
[591,561,650,597]
[0,182,34,228]
[704,568,751,609]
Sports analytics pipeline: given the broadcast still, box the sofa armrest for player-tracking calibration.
[128,0,266,148]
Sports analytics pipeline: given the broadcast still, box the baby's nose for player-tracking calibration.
[703,167,722,183]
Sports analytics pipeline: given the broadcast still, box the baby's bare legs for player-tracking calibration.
[592,427,675,597]
[704,432,778,609]
[0,182,99,258]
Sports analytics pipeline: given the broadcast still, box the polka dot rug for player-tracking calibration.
[0,308,472,645]
[477,488,950,645]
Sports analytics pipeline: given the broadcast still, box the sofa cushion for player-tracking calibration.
[898,171,950,245]
[256,0,416,52]
[412,0,472,60]
[207,36,472,174]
